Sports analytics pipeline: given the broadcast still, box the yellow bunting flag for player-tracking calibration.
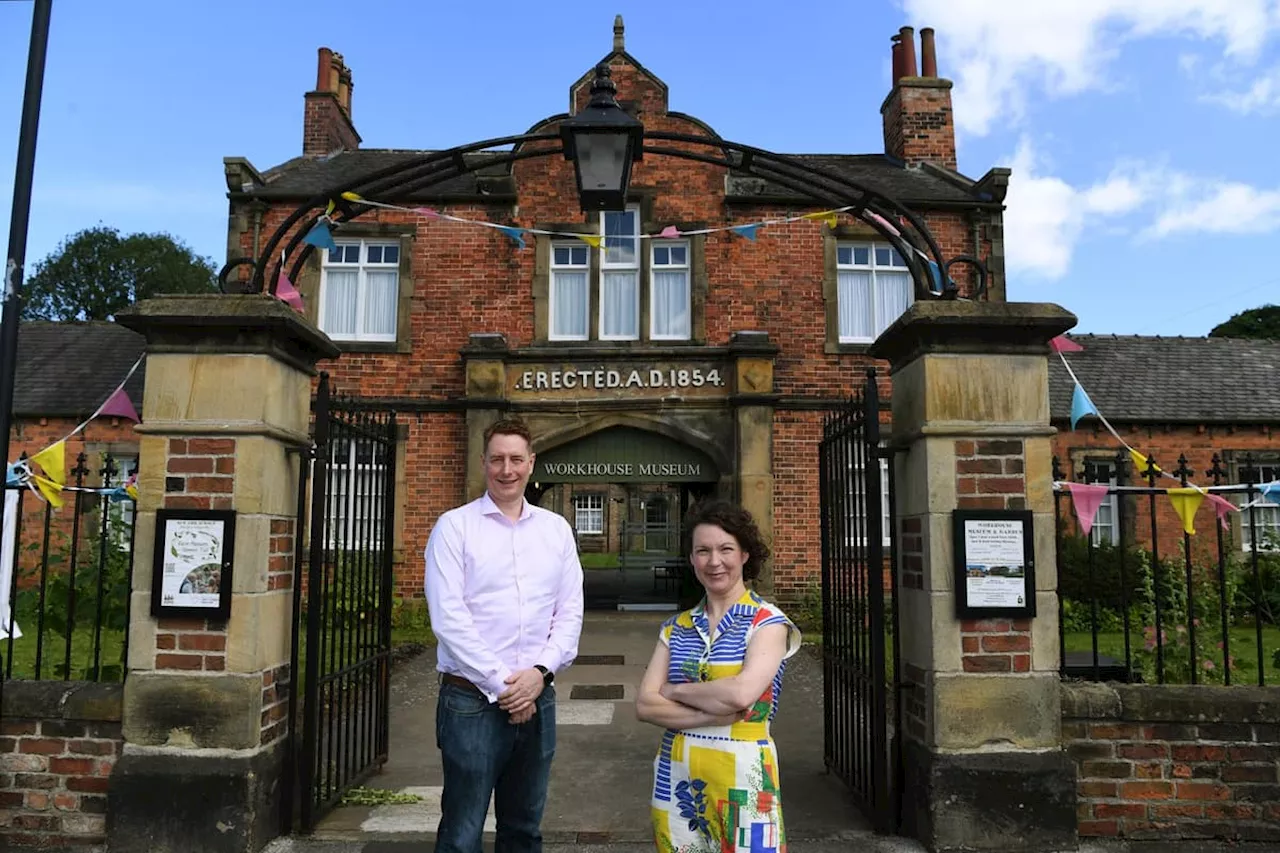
[340,191,363,202]
[1167,488,1205,535]
[1129,449,1162,478]
[30,441,66,486]
[802,210,839,228]
[577,234,603,248]
[32,475,63,509]
[325,199,336,216]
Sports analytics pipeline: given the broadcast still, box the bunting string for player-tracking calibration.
[1051,335,1279,535]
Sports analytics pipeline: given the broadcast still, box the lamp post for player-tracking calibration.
[559,63,643,212]
[0,0,53,479]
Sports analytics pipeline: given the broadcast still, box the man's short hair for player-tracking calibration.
[483,418,534,455]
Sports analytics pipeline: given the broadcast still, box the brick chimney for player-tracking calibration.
[303,47,360,157]
[881,26,956,170]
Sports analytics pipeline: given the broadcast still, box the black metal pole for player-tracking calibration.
[0,0,54,475]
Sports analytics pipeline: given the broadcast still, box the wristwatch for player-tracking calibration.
[534,665,554,687]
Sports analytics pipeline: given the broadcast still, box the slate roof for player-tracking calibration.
[13,322,145,419]
[243,149,993,207]
[1047,334,1280,424]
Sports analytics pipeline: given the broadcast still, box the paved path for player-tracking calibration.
[308,611,875,846]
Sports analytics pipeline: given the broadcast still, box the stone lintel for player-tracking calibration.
[868,301,1076,371]
[1061,681,1280,724]
[115,293,339,374]
[727,330,779,356]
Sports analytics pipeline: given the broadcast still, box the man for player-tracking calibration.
[424,417,584,853]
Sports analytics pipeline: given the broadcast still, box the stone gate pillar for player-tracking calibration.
[729,331,778,595]
[869,302,1078,852]
[107,295,338,853]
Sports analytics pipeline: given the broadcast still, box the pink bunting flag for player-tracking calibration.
[658,225,680,238]
[1049,336,1084,353]
[1206,493,1237,531]
[414,207,441,220]
[275,274,304,313]
[1065,482,1111,535]
[97,387,140,423]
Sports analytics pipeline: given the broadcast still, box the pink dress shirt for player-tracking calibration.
[424,492,585,702]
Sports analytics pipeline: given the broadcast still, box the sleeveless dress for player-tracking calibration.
[650,589,802,853]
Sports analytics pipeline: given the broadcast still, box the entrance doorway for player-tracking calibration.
[524,425,721,611]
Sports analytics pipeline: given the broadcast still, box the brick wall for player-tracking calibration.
[956,439,1026,511]
[961,618,1031,673]
[882,80,957,169]
[164,437,235,512]
[1064,681,1280,843]
[0,682,122,848]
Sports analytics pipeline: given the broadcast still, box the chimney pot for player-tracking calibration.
[899,26,917,78]
[315,47,333,92]
[891,35,904,83]
[921,27,937,77]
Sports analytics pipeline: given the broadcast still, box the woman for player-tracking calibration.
[636,500,801,853]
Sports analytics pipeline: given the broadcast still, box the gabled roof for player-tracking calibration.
[1047,334,1280,424]
[13,322,146,419]
[235,149,994,208]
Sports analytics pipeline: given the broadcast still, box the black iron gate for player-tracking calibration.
[283,373,398,833]
[818,367,902,833]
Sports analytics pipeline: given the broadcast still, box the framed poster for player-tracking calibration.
[952,509,1035,619]
[150,509,235,620]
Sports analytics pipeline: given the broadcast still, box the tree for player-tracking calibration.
[1208,304,1280,340]
[21,226,219,321]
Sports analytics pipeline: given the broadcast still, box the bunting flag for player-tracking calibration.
[864,210,900,237]
[340,191,363,202]
[30,441,65,486]
[31,474,63,509]
[1206,493,1237,531]
[1167,488,1206,535]
[275,273,305,313]
[1070,384,1099,430]
[97,387,140,423]
[577,234,603,249]
[324,199,336,217]
[1262,482,1280,505]
[1129,449,1162,479]
[801,210,839,228]
[302,220,337,251]
[1049,335,1085,353]
[497,226,527,249]
[731,224,759,241]
[659,225,680,238]
[413,207,441,219]
[1065,482,1111,536]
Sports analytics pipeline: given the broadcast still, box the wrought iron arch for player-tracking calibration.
[222,131,989,303]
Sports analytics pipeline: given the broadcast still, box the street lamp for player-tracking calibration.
[560,63,643,212]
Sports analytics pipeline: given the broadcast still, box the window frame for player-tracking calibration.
[847,449,892,549]
[598,205,641,341]
[835,240,914,344]
[549,241,591,342]
[1234,454,1280,553]
[318,238,402,344]
[326,436,391,551]
[574,493,605,536]
[648,239,691,341]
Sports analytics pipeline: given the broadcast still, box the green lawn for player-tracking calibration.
[578,551,679,570]
[1063,626,1280,685]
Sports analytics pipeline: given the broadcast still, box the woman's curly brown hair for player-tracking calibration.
[682,499,771,582]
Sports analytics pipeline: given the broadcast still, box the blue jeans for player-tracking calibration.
[434,682,556,853]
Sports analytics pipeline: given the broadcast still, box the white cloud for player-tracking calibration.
[901,0,1280,135]
[1199,63,1280,114]
[1144,181,1280,237]
[1004,138,1147,279]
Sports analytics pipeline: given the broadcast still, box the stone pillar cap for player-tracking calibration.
[115,293,340,373]
[868,301,1077,369]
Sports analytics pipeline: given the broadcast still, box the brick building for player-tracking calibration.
[222,22,1012,608]
[1048,334,1280,559]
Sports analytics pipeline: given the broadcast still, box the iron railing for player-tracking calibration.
[1055,452,1278,686]
[0,452,136,684]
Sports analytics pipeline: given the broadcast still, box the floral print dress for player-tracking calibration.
[651,590,802,853]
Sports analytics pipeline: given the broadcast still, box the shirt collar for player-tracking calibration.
[480,490,532,522]
[691,587,760,637]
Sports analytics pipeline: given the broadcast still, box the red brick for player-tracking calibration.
[1134,762,1164,779]
[186,476,234,494]
[156,633,176,650]
[1175,781,1231,801]
[954,440,974,457]
[164,496,212,510]
[178,633,226,652]
[168,439,188,454]
[66,740,114,757]
[167,457,213,474]
[1094,803,1146,819]
[976,477,1024,495]
[23,791,48,810]
[961,636,979,654]
[48,757,94,775]
[1078,820,1119,837]
[216,457,236,475]
[1152,804,1203,819]
[53,792,77,811]
[962,655,1011,673]
[957,496,1005,509]
[1118,743,1169,760]
[66,776,110,794]
[204,655,226,671]
[158,617,208,631]
[1205,803,1257,820]
[1093,724,1145,740]
[1079,780,1117,798]
[1222,764,1276,783]
[156,653,203,671]
[1011,654,1030,672]
[187,439,236,455]
[1121,781,1174,799]
[1171,745,1226,762]
[19,738,66,755]
[981,634,1031,653]
[957,458,1002,475]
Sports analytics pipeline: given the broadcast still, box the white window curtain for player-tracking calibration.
[551,270,589,339]
[601,271,638,338]
[652,270,689,338]
[874,271,912,334]
[323,270,359,338]
[838,270,873,341]
[364,270,399,338]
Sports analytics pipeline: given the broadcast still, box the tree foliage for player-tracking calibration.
[21,226,218,321]
[1208,304,1280,340]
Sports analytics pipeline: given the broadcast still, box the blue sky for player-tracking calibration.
[0,0,1277,336]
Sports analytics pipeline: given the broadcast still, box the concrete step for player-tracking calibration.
[264,834,932,853]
